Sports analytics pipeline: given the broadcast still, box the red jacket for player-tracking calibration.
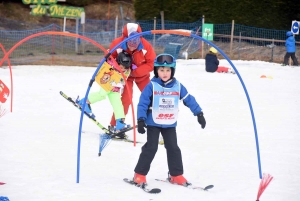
[109,23,156,78]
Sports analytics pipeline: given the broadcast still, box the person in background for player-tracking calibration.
[132,53,206,186]
[282,31,298,66]
[205,47,235,74]
[76,52,132,138]
[108,23,156,133]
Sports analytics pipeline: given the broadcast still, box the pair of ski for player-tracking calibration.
[123,178,214,194]
[60,91,134,138]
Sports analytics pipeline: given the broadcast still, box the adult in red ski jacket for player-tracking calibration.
[108,23,156,129]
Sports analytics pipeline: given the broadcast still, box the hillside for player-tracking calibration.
[0,1,292,66]
[0,1,135,30]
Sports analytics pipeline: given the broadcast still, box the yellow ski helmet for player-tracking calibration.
[209,47,218,54]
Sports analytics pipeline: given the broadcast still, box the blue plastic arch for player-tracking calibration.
[76,31,262,183]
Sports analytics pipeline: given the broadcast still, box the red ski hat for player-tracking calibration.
[122,23,142,37]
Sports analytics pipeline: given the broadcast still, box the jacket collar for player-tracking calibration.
[151,77,176,87]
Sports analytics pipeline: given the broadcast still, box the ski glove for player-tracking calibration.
[132,64,137,70]
[197,112,206,129]
[137,119,146,134]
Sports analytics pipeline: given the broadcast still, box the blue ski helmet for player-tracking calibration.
[154,53,176,78]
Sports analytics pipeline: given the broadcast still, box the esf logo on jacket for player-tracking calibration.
[157,113,175,119]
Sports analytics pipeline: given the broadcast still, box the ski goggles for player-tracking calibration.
[120,58,131,69]
[155,54,175,65]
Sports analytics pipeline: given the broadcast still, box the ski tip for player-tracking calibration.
[203,185,214,191]
[124,178,161,194]
[98,153,101,157]
[148,188,161,194]
[0,182,6,185]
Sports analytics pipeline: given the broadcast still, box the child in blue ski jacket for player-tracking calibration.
[132,53,206,186]
[283,31,298,66]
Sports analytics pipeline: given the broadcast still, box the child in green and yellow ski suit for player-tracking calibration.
[76,51,132,138]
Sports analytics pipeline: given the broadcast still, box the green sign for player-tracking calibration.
[23,0,84,18]
[49,5,84,18]
[202,23,214,41]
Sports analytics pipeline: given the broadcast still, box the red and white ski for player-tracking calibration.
[124,178,161,194]
[155,178,214,191]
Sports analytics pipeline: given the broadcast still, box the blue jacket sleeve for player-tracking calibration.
[137,82,153,121]
[180,83,202,116]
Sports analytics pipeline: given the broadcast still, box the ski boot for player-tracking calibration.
[75,96,95,118]
[168,172,191,187]
[133,173,147,186]
[110,118,130,139]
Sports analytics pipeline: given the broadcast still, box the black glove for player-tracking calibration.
[137,119,147,134]
[197,112,206,129]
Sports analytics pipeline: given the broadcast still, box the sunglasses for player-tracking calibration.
[127,42,138,49]
[127,38,140,49]
[155,54,175,64]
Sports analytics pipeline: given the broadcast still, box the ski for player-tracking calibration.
[123,178,161,194]
[82,130,140,143]
[60,91,111,134]
[60,91,133,136]
[0,182,6,185]
[111,137,141,143]
[155,179,214,191]
[110,127,136,138]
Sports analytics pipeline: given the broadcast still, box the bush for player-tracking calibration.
[66,0,98,7]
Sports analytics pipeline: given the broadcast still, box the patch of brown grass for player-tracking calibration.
[28,56,97,67]
[84,1,135,21]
